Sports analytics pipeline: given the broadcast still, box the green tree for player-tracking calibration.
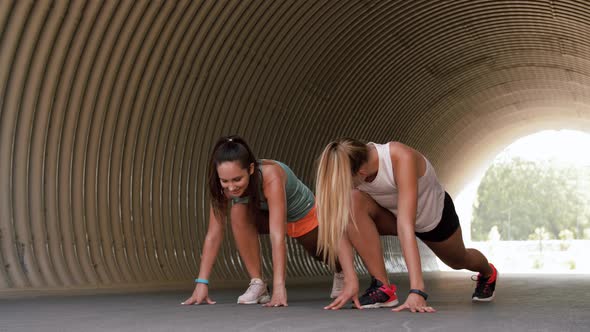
[471,157,587,241]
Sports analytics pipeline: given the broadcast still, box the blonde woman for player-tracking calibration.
[316,138,497,313]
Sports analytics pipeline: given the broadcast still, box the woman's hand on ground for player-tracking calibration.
[263,286,288,307]
[324,278,361,310]
[392,293,435,313]
[181,283,216,305]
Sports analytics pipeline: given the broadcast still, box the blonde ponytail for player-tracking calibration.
[315,138,368,269]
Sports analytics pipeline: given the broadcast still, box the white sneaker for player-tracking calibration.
[330,272,345,299]
[237,278,271,304]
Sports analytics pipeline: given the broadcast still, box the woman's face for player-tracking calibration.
[352,161,373,187]
[217,161,253,197]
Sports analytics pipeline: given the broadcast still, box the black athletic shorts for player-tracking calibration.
[415,192,460,242]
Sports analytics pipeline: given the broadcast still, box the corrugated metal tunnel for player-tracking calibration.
[1,0,590,292]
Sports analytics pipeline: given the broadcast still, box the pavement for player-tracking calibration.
[1,272,589,332]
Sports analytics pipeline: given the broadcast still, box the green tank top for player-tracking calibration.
[231,160,315,222]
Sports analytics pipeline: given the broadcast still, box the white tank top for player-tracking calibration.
[356,143,445,233]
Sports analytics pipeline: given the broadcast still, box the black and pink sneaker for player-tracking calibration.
[472,263,498,302]
[359,277,399,309]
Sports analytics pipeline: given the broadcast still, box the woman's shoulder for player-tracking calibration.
[372,141,404,151]
[259,160,286,181]
[387,142,424,162]
[387,141,414,153]
[386,141,405,150]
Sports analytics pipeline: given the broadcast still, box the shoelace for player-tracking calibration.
[361,286,376,298]
[245,282,263,295]
[471,275,491,295]
[369,289,382,301]
[362,280,379,297]
[332,279,344,292]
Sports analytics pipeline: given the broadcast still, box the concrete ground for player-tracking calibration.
[1,272,589,332]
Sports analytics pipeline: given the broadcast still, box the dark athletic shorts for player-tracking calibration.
[415,192,460,242]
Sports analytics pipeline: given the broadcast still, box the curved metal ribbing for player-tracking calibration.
[1,0,590,291]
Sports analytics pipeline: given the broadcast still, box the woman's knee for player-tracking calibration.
[350,190,396,235]
[230,204,252,228]
[231,204,269,235]
[351,189,368,204]
[351,189,372,219]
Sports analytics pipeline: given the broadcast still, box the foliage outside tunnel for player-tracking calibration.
[471,156,590,242]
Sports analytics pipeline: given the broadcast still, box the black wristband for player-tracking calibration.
[409,289,428,300]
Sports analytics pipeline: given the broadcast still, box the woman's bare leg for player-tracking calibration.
[347,190,398,286]
[295,227,342,272]
[230,204,263,279]
[422,227,493,276]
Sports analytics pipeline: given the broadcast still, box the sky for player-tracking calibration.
[497,130,590,166]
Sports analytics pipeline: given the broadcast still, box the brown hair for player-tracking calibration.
[208,135,260,220]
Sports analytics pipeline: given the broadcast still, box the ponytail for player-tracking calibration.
[315,138,368,269]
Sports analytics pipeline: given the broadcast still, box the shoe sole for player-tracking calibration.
[237,295,271,305]
[472,291,495,302]
[360,299,399,309]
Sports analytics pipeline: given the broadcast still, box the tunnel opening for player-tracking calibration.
[448,129,590,273]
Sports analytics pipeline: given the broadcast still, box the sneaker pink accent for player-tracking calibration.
[359,278,399,309]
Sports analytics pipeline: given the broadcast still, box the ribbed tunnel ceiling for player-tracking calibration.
[1,0,590,291]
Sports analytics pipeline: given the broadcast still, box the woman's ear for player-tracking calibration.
[357,165,368,177]
[249,163,255,175]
